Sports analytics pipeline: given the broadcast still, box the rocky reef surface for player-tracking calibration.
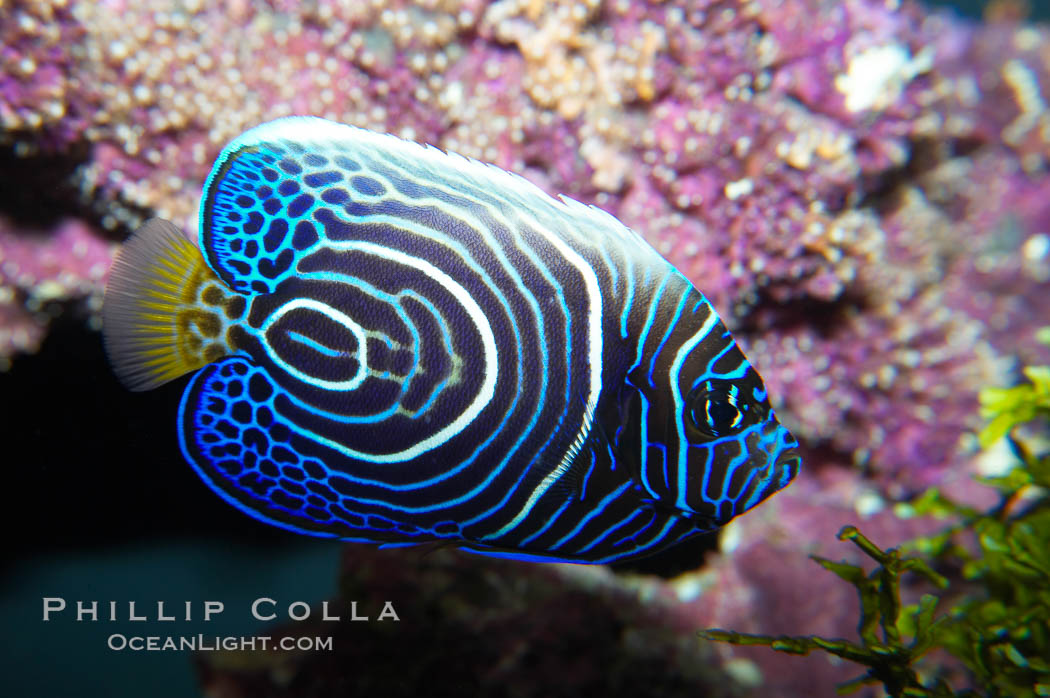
[3,0,1049,695]
[194,494,968,698]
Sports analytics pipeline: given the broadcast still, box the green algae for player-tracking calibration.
[700,328,1050,697]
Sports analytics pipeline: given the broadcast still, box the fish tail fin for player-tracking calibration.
[102,218,244,391]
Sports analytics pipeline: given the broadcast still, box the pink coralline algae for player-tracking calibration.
[0,0,85,149]
[0,217,114,368]
[4,0,1047,486]
[4,0,1050,695]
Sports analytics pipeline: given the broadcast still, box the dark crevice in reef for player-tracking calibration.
[0,137,93,229]
[912,135,985,171]
[0,137,152,242]
[797,441,866,476]
[854,135,986,216]
[0,312,294,570]
[735,289,870,340]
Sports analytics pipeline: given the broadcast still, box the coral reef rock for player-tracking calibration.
[5,1,1049,695]
[4,0,1048,487]
[197,546,741,698]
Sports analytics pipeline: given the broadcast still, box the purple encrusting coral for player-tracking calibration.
[4,0,1048,488]
[0,217,113,369]
[2,0,1049,694]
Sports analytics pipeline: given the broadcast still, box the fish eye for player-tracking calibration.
[686,385,755,438]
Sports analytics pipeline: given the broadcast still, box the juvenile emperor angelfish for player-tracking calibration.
[102,117,800,564]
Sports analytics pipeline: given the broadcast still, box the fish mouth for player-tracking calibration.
[775,448,802,482]
[716,446,801,523]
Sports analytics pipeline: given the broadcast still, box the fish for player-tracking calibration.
[102,116,800,564]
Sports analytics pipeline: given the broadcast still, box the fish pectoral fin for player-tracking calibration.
[520,412,618,505]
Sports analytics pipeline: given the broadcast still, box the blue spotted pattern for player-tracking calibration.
[181,116,800,563]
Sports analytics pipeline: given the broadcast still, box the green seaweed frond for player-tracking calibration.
[700,328,1050,697]
[701,527,958,697]
[978,328,1050,450]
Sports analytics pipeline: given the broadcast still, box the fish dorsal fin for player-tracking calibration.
[200,116,467,295]
[198,120,325,293]
[200,117,664,298]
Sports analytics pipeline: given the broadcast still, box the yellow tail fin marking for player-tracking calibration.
[102,218,244,391]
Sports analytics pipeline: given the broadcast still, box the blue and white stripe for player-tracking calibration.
[175,117,800,563]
